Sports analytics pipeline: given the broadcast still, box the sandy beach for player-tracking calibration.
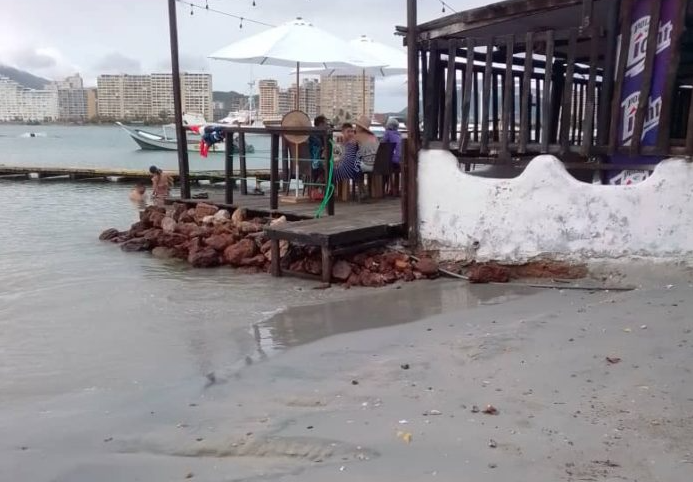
[4,262,692,482]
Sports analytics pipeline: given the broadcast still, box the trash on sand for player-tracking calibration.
[339,466,346,472]
[489,439,497,448]
[397,431,413,443]
[103,437,113,443]
[482,405,498,415]
[471,405,480,413]
[623,328,632,333]
[592,459,620,468]
[606,356,622,364]
[400,363,410,370]
[351,380,359,385]
[398,419,409,424]
[424,410,442,416]
[488,463,498,469]
[641,325,648,329]
[185,472,194,479]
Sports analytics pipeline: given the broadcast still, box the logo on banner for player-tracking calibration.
[620,92,662,145]
[625,17,673,78]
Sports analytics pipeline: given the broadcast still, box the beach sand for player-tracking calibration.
[4,265,693,482]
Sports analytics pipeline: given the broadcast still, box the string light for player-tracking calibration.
[177,0,276,27]
[205,0,209,9]
[439,0,456,13]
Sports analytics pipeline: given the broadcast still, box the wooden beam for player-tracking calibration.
[560,29,577,154]
[629,0,661,155]
[541,30,555,152]
[597,0,619,148]
[519,33,533,153]
[581,28,599,156]
[442,41,457,147]
[481,38,493,154]
[406,0,420,246]
[224,134,233,204]
[608,0,634,154]
[686,92,693,154]
[238,132,248,195]
[501,35,514,157]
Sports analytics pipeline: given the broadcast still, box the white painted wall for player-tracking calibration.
[418,150,693,262]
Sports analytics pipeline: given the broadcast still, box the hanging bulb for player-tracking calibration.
[239,18,244,29]
[205,0,209,9]
[190,4,194,15]
[252,0,256,6]
[442,6,446,13]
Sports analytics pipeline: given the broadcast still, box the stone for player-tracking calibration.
[194,203,219,221]
[240,254,267,267]
[161,217,177,234]
[112,232,132,243]
[223,238,258,266]
[129,221,149,237]
[201,215,215,225]
[305,257,322,276]
[213,209,231,223]
[260,240,272,254]
[239,221,263,234]
[332,260,352,282]
[142,228,163,244]
[140,206,165,224]
[205,233,236,251]
[99,228,120,241]
[358,270,385,287]
[231,207,247,226]
[176,223,209,239]
[415,257,439,277]
[394,258,411,271]
[158,232,188,248]
[468,264,511,283]
[178,209,195,224]
[170,202,188,222]
[270,215,287,226]
[188,237,204,258]
[345,272,360,287]
[149,210,166,228]
[152,247,177,259]
[120,238,153,252]
[188,247,221,268]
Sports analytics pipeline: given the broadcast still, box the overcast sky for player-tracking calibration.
[0,0,489,112]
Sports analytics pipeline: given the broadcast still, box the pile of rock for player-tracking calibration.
[99,203,440,286]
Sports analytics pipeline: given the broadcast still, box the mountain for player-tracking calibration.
[0,65,52,90]
[212,90,259,110]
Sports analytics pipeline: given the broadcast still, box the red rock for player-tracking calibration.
[305,257,322,276]
[99,228,120,241]
[142,228,163,244]
[152,247,177,259]
[111,232,132,243]
[358,270,385,287]
[239,221,263,234]
[188,247,221,268]
[402,269,416,282]
[394,259,410,271]
[223,238,258,266]
[289,259,305,272]
[129,221,149,237]
[467,264,511,283]
[188,237,203,258]
[231,207,247,225]
[194,203,219,222]
[176,223,209,239]
[205,233,236,251]
[149,211,166,228]
[240,254,267,267]
[415,257,439,277]
[158,232,188,248]
[178,209,195,224]
[120,237,153,252]
[382,271,398,284]
[161,217,177,234]
[140,206,165,224]
[260,240,272,254]
[170,203,188,222]
[332,260,352,282]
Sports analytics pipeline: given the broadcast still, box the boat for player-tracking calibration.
[116,122,254,154]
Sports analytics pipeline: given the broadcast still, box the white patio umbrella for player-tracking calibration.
[298,35,408,116]
[209,18,382,198]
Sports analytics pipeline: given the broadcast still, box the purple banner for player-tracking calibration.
[608,0,679,185]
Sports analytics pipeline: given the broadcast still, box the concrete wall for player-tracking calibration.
[418,150,693,262]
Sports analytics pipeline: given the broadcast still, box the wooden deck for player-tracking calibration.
[177,193,404,283]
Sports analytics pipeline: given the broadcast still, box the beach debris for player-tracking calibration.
[307,426,314,430]
[488,439,497,448]
[424,409,442,416]
[488,463,498,469]
[196,437,204,442]
[641,325,648,329]
[468,263,511,283]
[592,460,620,468]
[351,380,359,385]
[606,356,622,364]
[339,466,346,471]
[185,472,194,479]
[398,419,409,424]
[400,363,410,370]
[623,328,632,333]
[397,431,413,443]
[482,405,498,415]
[103,437,113,443]
[471,405,480,413]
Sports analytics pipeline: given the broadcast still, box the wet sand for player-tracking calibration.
[3,270,693,481]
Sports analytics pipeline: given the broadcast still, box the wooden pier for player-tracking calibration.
[0,166,270,184]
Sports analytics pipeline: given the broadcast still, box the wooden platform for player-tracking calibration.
[177,193,404,283]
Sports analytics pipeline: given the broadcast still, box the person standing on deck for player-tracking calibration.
[308,115,328,196]
[149,165,172,204]
[381,117,402,196]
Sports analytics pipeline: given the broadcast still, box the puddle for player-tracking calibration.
[253,281,536,352]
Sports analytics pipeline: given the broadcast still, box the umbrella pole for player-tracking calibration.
[295,143,299,198]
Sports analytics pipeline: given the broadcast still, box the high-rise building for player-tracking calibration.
[58,88,88,121]
[97,73,212,121]
[0,75,58,122]
[277,89,292,118]
[51,74,84,90]
[258,79,279,121]
[319,74,374,121]
[299,78,320,119]
[86,88,98,120]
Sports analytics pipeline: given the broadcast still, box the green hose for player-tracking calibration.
[314,139,335,218]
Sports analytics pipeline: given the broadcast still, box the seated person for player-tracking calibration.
[354,116,378,174]
[129,183,147,203]
[333,122,354,167]
[382,117,402,166]
[308,115,328,184]
[333,122,360,183]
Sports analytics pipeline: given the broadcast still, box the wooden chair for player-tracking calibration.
[350,142,396,201]
[284,142,312,196]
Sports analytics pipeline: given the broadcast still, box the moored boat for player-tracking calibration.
[116,122,254,154]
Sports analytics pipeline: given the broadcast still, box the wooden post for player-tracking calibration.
[442,41,457,148]
[480,38,493,154]
[597,0,620,148]
[270,133,279,210]
[519,32,533,153]
[460,38,475,152]
[167,0,190,199]
[224,134,233,204]
[270,239,281,277]
[406,0,420,246]
[582,29,599,156]
[560,29,577,155]
[608,0,634,154]
[540,30,555,152]
[321,245,332,284]
[501,35,514,158]
[239,132,248,195]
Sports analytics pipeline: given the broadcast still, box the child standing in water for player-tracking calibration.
[149,165,172,204]
[128,183,147,203]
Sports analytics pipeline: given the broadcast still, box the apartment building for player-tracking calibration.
[58,88,89,121]
[0,75,58,122]
[319,74,374,121]
[258,79,279,121]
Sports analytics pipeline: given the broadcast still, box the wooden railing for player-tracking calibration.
[421,13,692,165]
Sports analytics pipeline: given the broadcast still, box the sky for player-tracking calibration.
[0,0,489,112]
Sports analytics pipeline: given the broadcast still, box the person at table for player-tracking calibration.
[333,122,360,183]
[353,116,378,175]
[308,115,328,189]
[333,122,354,166]
[382,117,402,195]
